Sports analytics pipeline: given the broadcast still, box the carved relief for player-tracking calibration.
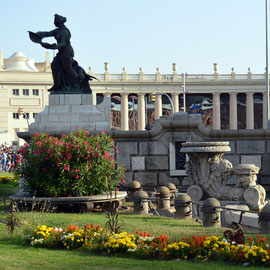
[182,142,266,210]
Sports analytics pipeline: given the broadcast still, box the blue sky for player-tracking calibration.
[0,0,267,74]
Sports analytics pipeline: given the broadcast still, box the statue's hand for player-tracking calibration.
[41,42,57,49]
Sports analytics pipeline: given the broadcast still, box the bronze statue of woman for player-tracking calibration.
[29,14,94,94]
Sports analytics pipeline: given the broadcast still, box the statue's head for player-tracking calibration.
[54,14,67,26]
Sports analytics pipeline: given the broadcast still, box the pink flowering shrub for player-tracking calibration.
[16,130,125,197]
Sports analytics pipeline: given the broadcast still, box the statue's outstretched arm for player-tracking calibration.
[36,29,56,38]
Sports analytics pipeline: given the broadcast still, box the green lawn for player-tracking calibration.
[0,172,13,177]
[0,211,268,270]
[0,179,268,269]
[0,214,267,270]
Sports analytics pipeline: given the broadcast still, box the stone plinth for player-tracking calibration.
[25,94,111,135]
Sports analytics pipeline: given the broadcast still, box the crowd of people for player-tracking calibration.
[0,144,21,172]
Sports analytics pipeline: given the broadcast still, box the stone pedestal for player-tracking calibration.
[26,94,111,135]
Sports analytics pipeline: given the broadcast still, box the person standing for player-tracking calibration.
[1,150,7,172]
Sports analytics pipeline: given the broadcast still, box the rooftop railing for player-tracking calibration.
[92,72,266,82]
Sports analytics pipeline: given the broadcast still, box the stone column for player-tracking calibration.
[246,92,254,129]
[212,93,221,130]
[91,92,97,105]
[171,93,179,113]
[229,93,237,130]
[137,93,146,130]
[154,94,162,120]
[103,92,111,111]
[121,93,129,131]
[263,92,267,129]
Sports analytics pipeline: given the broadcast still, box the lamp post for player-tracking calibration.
[183,74,186,112]
[266,0,269,129]
[181,73,186,112]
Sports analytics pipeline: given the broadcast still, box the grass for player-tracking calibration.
[0,214,267,270]
[0,212,269,270]
[0,172,13,177]
[0,237,262,270]
[0,179,268,269]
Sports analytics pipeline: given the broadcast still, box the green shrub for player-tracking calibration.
[15,130,125,197]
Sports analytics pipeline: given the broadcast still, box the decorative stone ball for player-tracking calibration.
[260,202,270,214]
[203,198,220,208]
[168,183,177,191]
[159,186,171,195]
[128,181,141,190]
[175,193,191,203]
[133,190,149,201]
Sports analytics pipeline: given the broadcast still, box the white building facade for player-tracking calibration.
[0,51,268,145]
[0,51,52,145]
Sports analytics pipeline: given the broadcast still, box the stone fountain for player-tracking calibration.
[181,142,266,210]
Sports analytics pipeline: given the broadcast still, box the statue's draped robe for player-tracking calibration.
[38,26,91,93]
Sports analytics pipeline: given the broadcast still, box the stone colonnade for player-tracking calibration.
[101,92,265,131]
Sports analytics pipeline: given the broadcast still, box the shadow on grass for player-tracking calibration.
[120,214,203,228]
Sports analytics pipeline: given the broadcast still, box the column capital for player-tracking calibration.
[171,92,179,96]
[120,92,129,97]
[229,92,238,96]
[137,92,145,97]
[103,92,111,97]
[212,92,221,96]
[246,92,254,96]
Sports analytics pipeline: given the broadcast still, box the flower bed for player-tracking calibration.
[26,224,270,266]
[0,175,18,184]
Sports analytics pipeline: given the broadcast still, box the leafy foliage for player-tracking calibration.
[15,130,125,197]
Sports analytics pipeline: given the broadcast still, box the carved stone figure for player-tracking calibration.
[181,142,266,210]
[29,14,96,94]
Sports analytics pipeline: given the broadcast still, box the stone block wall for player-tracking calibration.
[113,113,270,192]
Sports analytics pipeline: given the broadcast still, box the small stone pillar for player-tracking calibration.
[248,67,252,80]
[133,190,149,215]
[139,67,144,81]
[0,51,4,71]
[104,62,110,80]
[259,203,270,233]
[213,63,218,80]
[201,198,221,227]
[155,67,161,81]
[172,63,178,81]
[122,67,127,80]
[168,183,178,206]
[175,193,192,219]
[127,181,141,201]
[157,186,171,210]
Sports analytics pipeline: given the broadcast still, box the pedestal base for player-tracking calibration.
[19,94,111,138]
